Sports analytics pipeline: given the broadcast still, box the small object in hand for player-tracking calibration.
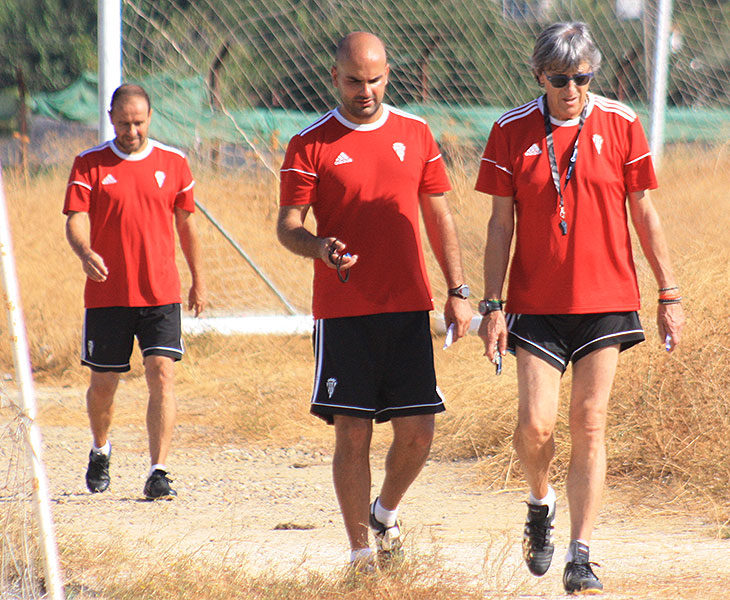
[664,334,672,352]
[328,241,350,283]
[443,323,455,350]
[494,350,502,375]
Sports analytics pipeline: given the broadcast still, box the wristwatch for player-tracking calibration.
[478,298,504,315]
[447,284,470,300]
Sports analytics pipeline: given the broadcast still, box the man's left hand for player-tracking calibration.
[188,281,207,317]
[443,296,473,344]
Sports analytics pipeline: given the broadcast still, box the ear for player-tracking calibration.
[384,63,390,84]
[331,65,338,87]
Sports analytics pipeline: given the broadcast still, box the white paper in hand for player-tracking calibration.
[443,323,455,350]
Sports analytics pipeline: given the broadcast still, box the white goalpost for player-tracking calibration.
[0,163,65,599]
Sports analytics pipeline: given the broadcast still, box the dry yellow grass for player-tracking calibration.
[2,140,729,525]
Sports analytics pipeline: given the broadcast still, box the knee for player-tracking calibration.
[515,417,554,448]
[395,417,434,454]
[334,418,372,454]
[145,356,175,389]
[569,408,607,444]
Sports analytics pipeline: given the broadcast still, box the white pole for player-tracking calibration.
[649,0,674,168]
[0,163,65,599]
[98,0,123,142]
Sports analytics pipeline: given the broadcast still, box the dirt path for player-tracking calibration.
[34,396,730,600]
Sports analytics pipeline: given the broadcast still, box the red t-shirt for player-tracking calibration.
[64,139,195,308]
[280,105,451,319]
[475,93,657,314]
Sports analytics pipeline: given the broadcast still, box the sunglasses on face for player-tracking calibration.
[545,72,594,88]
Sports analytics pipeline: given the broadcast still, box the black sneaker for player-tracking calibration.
[522,502,555,576]
[369,498,403,566]
[563,541,603,595]
[85,447,111,493]
[143,469,177,500]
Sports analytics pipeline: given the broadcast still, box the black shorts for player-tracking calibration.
[82,304,184,372]
[506,311,644,372]
[310,311,445,424]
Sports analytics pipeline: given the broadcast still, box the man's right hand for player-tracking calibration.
[81,251,108,282]
[477,311,507,362]
[320,237,358,272]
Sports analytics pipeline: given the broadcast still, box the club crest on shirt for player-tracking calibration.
[326,377,337,398]
[592,134,604,155]
[154,171,166,188]
[87,340,94,357]
[101,173,117,185]
[392,142,406,162]
[524,143,542,157]
[334,152,353,166]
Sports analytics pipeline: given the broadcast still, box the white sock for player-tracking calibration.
[565,539,590,562]
[149,463,167,476]
[528,484,556,517]
[374,497,398,528]
[349,547,373,563]
[91,440,111,456]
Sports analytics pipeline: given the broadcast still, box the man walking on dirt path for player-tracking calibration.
[277,31,472,570]
[64,83,206,500]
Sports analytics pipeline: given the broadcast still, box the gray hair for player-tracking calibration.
[530,22,601,79]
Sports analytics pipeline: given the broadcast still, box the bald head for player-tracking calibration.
[335,32,387,67]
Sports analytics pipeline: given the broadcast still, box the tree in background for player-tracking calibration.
[0,0,96,92]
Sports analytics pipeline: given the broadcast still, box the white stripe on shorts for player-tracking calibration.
[310,319,324,405]
[569,328,644,361]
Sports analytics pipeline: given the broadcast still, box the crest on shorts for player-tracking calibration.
[326,377,337,398]
[87,340,94,357]
[392,142,406,162]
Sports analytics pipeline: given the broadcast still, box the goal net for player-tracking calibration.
[0,166,64,600]
[119,0,729,320]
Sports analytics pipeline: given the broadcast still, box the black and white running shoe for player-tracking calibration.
[369,497,403,566]
[563,540,603,595]
[85,447,111,493]
[522,502,555,576]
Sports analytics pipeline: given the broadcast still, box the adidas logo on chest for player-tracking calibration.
[334,152,353,166]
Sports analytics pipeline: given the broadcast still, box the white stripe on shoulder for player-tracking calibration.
[280,167,318,178]
[426,153,442,163]
[480,157,512,176]
[149,139,187,158]
[497,99,540,127]
[625,151,652,166]
[298,111,336,137]
[78,140,112,158]
[387,105,427,124]
[68,180,92,191]
[176,180,195,195]
[592,95,637,122]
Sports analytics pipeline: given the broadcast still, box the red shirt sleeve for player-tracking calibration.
[418,125,451,195]
[63,154,93,214]
[475,121,514,197]
[279,134,318,206]
[174,157,196,212]
[623,116,658,193]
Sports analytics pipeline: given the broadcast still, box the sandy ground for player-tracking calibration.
[14,383,727,600]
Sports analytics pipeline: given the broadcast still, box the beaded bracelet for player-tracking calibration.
[659,286,679,293]
[658,297,682,305]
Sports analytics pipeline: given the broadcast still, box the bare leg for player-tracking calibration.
[514,348,562,499]
[332,415,373,550]
[378,414,435,510]
[87,370,120,448]
[567,345,619,542]
[144,355,176,466]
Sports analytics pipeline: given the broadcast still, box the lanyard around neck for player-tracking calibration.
[542,95,588,236]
